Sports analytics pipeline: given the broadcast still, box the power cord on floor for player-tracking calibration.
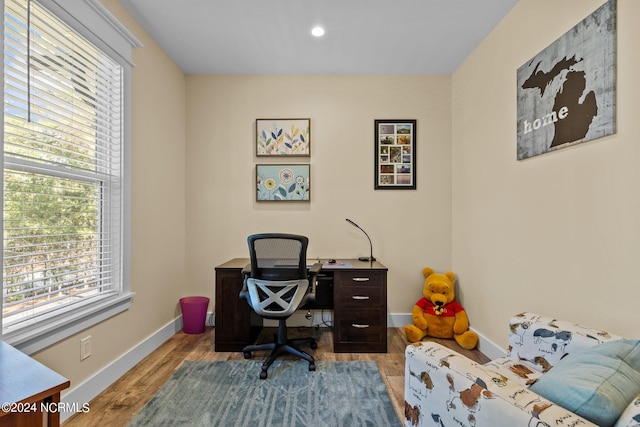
[294,309,333,334]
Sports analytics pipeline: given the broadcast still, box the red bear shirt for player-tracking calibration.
[416,298,464,317]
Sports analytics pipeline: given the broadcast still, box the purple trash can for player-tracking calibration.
[179,296,209,334]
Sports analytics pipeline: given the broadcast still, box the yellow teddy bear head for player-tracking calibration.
[422,267,456,308]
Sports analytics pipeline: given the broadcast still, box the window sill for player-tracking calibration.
[2,292,135,355]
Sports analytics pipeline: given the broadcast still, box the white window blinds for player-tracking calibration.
[3,0,124,332]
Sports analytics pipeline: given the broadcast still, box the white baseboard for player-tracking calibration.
[269,311,409,328]
[206,311,215,327]
[268,311,504,359]
[390,312,505,359]
[59,311,504,422]
[388,312,411,328]
[60,317,182,422]
[473,327,505,360]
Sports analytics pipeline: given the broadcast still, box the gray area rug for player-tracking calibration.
[129,360,400,427]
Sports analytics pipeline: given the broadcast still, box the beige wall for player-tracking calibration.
[31,0,188,390]
[185,75,453,315]
[452,0,640,348]
[26,0,640,398]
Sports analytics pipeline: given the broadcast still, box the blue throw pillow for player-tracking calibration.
[529,339,640,427]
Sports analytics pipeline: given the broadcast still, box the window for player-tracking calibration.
[2,0,138,353]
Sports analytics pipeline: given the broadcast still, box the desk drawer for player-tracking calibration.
[333,267,387,353]
[336,309,384,343]
[336,285,382,307]
[334,270,385,287]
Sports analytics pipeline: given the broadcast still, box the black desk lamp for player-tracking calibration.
[346,218,376,262]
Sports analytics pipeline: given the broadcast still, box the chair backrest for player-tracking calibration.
[248,233,308,281]
[245,234,310,317]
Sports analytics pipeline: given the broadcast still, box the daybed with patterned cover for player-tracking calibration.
[404,312,640,427]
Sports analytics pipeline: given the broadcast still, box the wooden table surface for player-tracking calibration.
[0,340,70,426]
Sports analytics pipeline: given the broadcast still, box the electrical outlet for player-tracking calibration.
[80,336,92,360]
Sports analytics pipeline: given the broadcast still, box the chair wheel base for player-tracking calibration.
[310,341,318,350]
[309,363,316,371]
[260,370,268,380]
[243,351,252,359]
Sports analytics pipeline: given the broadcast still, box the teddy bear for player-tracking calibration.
[405,267,478,350]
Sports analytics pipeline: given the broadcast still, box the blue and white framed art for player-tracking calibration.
[256,164,310,202]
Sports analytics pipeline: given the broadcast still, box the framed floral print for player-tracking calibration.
[256,118,310,156]
[374,119,416,189]
[256,164,310,202]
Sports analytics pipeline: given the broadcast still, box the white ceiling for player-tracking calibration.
[119,0,519,75]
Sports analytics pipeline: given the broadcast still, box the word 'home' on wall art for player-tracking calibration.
[516,0,616,160]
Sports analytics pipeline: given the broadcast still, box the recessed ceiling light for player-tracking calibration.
[311,26,325,37]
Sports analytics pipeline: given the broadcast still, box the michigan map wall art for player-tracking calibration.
[516,0,616,160]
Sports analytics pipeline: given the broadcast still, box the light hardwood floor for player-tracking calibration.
[63,327,489,426]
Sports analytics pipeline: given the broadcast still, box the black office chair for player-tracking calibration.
[239,233,322,379]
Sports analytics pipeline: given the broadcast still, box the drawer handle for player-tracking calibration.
[351,277,370,282]
[352,324,370,329]
[352,295,370,300]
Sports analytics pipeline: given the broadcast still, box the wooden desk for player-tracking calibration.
[214,258,388,353]
[0,341,70,427]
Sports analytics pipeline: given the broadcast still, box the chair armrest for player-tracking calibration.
[404,342,598,427]
[306,262,322,291]
[238,264,251,300]
[241,264,251,276]
[507,312,625,373]
[308,262,322,276]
